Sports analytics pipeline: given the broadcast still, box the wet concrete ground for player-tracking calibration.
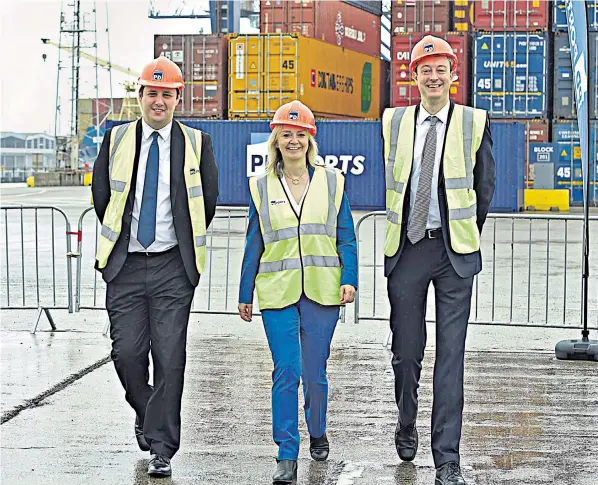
[2,186,598,484]
[2,312,597,485]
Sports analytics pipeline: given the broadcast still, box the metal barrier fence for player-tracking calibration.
[0,205,77,332]
[2,204,593,332]
[355,211,598,330]
[75,206,253,316]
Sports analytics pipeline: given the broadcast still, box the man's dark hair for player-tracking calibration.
[139,86,181,98]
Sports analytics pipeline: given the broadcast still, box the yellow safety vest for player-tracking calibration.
[249,166,344,310]
[95,121,207,274]
[383,104,487,257]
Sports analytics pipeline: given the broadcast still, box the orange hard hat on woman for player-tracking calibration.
[270,100,317,136]
[138,56,185,90]
[409,35,458,74]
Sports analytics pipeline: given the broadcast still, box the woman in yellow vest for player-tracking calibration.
[238,101,358,484]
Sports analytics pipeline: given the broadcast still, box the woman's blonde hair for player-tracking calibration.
[266,126,319,177]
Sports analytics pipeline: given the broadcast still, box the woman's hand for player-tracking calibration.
[238,303,253,322]
[339,285,356,305]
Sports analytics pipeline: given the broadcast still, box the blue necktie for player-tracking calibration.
[137,132,159,248]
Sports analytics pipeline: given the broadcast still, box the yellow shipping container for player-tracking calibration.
[229,34,381,120]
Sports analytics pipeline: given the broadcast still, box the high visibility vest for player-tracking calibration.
[249,166,344,310]
[95,121,207,274]
[383,104,487,257]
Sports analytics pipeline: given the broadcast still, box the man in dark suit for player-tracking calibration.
[382,36,495,485]
[92,57,218,478]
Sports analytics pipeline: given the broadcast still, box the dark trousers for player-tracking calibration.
[387,236,473,467]
[106,247,195,459]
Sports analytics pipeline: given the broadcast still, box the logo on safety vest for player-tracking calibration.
[189,167,198,175]
[288,111,299,121]
[424,43,434,53]
[270,199,287,206]
[153,70,164,81]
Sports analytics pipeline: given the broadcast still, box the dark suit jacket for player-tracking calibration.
[91,120,219,287]
[384,101,496,279]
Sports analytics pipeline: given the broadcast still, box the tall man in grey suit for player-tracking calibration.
[382,36,495,485]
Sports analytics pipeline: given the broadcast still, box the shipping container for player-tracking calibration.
[259,0,381,58]
[489,121,526,212]
[390,0,451,34]
[228,34,381,120]
[343,0,383,17]
[473,32,548,118]
[553,32,598,119]
[494,119,550,187]
[391,33,469,107]
[452,0,472,32]
[552,120,598,206]
[471,0,549,31]
[552,0,598,31]
[106,118,527,211]
[154,34,228,119]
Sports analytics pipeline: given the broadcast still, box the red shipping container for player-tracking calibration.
[494,119,550,186]
[472,0,549,31]
[154,34,228,119]
[260,0,381,58]
[391,0,451,34]
[390,33,469,107]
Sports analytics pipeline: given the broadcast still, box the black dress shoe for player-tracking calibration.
[394,420,418,461]
[272,460,297,484]
[148,454,171,477]
[309,433,329,461]
[436,461,466,485]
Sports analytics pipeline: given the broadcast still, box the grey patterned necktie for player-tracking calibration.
[407,115,439,245]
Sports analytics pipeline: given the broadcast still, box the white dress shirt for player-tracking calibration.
[128,120,178,253]
[409,101,450,230]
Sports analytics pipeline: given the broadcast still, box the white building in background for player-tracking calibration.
[0,132,57,182]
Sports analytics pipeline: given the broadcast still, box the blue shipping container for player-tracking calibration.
[552,120,598,206]
[553,32,598,119]
[473,32,548,119]
[553,0,598,31]
[107,119,524,212]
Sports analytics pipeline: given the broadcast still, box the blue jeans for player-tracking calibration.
[261,295,340,460]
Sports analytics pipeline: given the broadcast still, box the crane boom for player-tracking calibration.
[41,38,140,77]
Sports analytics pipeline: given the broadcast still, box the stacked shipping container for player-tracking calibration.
[259,0,382,58]
[228,33,382,120]
[467,0,552,203]
[154,34,228,119]
[551,2,598,205]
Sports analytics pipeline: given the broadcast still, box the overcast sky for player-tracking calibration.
[1,0,219,135]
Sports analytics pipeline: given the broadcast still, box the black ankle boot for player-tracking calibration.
[310,433,329,461]
[272,459,297,484]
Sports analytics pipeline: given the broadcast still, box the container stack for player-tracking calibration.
[228,0,385,120]
[469,0,550,193]
[551,0,598,205]
[389,1,470,108]
[154,34,229,119]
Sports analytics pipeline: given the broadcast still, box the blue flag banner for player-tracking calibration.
[565,0,590,208]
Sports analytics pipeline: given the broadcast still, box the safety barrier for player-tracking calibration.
[0,205,78,333]
[354,211,598,330]
[74,207,253,316]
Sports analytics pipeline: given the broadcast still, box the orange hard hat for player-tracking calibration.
[409,35,458,74]
[270,100,317,136]
[138,56,185,90]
